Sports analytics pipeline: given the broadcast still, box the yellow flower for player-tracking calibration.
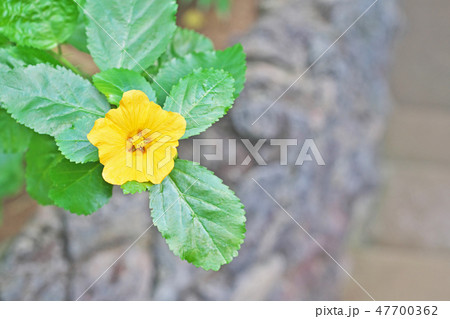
[87,90,186,185]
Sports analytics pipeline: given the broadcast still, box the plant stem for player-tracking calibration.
[50,49,90,80]
[59,55,84,76]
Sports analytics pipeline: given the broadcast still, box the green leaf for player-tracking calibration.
[153,44,246,104]
[171,28,213,57]
[0,48,23,71]
[0,64,109,135]
[55,118,99,164]
[0,46,60,70]
[188,0,231,13]
[0,152,24,198]
[161,27,214,64]
[25,134,64,205]
[165,68,234,139]
[66,9,89,53]
[151,27,213,76]
[149,159,246,271]
[0,46,60,154]
[217,0,231,13]
[0,62,9,74]
[0,33,10,47]
[0,64,110,163]
[0,109,33,154]
[26,133,108,213]
[6,46,61,67]
[49,160,112,215]
[121,181,153,195]
[85,0,177,72]
[0,0,79,49]
[93,68,157,106]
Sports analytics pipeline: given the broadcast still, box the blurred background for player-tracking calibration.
[0,0,449,300]
[343,0,450,300]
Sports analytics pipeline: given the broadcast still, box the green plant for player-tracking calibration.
[0,0,246,271]
[180,0,231,14]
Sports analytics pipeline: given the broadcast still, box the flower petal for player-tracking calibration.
[87,90,185,185]
[88,118,127,164]
[149,109,187,142]
[146,140,178,184]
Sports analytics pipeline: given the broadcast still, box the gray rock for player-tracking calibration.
[0,207,69,300]
[232,255,286,300]
[64,188,150,261]
[72,244,153,301]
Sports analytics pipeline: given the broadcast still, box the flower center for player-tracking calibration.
[127,129,152,152]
